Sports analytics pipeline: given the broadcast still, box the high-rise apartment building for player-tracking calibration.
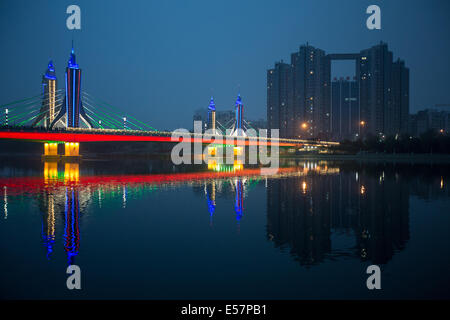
[268,42,409,140]
[358,42,393,136]
[291,44,329,138]
[267,61,292,137]
[267,44,331,139]
[390,59,410,135]
[331,77,359,140]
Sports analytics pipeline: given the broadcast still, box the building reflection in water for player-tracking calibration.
[266,161,411,266]
[1,159,448,268]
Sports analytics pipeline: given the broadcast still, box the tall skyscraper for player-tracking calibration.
[358,42,393,136]
[267,61,292,137]
[267,44,330,139]
[331,77,360,140]
[357,42,410,137]
[389,59,410,135]
[51,46,92,129]
[33,61,57,128]
[291,44,329,138]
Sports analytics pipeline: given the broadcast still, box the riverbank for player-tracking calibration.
[281,153,450,163]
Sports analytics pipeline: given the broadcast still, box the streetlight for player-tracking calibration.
[359,120,365,137]
[300,122,308,139]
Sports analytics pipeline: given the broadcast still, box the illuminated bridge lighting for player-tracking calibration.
[0,128,339,148]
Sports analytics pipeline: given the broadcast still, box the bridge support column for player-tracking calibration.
[42,142,80,161]
[64,142,79,157]
[44,143,58,156]
[233,147,242,156]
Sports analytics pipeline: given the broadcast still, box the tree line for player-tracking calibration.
[333,130,450,154]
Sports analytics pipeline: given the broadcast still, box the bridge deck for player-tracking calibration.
[0,127,339,147]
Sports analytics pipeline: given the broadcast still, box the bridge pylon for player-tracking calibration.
[230,93,246,137]
[207,97,220,135]
[32,61,57,128]
[50,46,92,129]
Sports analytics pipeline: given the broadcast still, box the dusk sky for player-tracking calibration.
[1,0,449,130]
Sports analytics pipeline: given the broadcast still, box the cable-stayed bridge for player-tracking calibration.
[0,47,338,158]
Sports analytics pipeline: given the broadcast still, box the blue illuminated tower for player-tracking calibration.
[33,61,57,128]
[207,97,216,132]
[236,93,243,131]
[50,45,92,129]
[231,93,245,136]
[66,47,81,127]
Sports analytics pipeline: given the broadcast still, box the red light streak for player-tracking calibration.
[0,131,299,146]
[0,167,301,196]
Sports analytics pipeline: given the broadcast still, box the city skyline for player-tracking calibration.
[1,0,450,130]
[1,0,450,305]
[268,41,410,139]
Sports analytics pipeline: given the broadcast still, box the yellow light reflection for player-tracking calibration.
[301,181,307,194]
[44,161,58,180]
[233,160,243,171]
[64,163,79,182]
[208,146,217,157]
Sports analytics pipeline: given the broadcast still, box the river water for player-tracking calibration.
[0,157,449,299]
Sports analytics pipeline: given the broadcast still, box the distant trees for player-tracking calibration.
[333,130,450,154]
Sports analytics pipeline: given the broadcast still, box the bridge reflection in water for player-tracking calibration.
[40,162,83,264]
[0,160,447,269]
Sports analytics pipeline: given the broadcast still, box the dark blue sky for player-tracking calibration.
[1,0,449,130]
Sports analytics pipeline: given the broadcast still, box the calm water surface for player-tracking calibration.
[0,158,449,299]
